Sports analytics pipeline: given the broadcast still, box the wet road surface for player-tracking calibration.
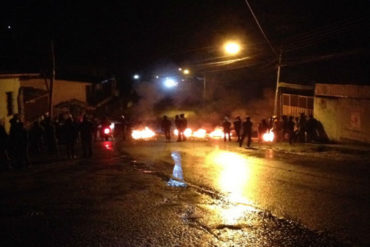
[0,140,368,246]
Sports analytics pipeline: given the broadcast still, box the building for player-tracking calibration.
[314,83,370,143]
[0,74,24,132]
[278,82,314,117]
[1,73,117,132]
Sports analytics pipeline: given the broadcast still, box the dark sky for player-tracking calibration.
[1,0,369,84]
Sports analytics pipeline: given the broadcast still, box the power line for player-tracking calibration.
[244,0,278,58]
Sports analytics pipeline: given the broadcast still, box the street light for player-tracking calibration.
[183,69,190,75]
[133,74,140,80]
[163,77,178,88]
[223,41,241,55]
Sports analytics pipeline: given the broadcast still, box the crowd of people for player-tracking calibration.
[256,113,328,144]
[0,113,96,170]
[160,112,328,148]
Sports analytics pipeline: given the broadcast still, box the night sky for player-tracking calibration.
[1,0,369,85]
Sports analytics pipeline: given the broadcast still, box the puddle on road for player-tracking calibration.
[168,152,187,187]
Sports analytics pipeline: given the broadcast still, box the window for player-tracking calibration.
[6,92,14,116]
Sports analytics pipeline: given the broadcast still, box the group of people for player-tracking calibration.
[161,114,188,142]
[257,113,328,144]
[0,113,96,170]
[223,116,253,148]
[159,112,327,149]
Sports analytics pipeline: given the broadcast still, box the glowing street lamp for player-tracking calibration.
[183,69,190,75]
[133,74,140,80]
[224,41,241,55]
[163,77,178,88]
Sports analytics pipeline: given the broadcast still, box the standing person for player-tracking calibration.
[239,117,253,148]
[179,114,187,142]
[80,115,93,158]
[257,119,268,143]
[43,116,57,154]
[0,121,9,170]
[281,115,289,142]
[29,119,45,154]
[14,122,30,168]
[222,117,231,142]
[287,116,295,144]
[298,113,307,142]
[233,116,242,142]
[306,114,318,143]
[63,115,77,159]
[161,115,171,142]
[175,115,181,142]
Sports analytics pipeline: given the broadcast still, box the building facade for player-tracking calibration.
[314,83,370,143]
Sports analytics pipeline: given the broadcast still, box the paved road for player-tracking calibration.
[0,140,368,246]
[120,139,370,246]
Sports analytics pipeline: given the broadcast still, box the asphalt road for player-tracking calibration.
[0,139,369,246]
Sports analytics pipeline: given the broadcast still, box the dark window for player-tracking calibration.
[290,95,298,106]
[6,92,14,116]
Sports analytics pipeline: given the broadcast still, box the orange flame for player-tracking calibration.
[131,127,156,140]
[174,128,193,138]
[262,129,274,142]
[193,129,207,138]
[209,127,230,139]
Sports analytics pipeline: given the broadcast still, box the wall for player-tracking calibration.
[0,78,20,133]
[314,84,370,143]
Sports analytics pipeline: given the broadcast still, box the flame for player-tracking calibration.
[262,129,274,142]
[174,128,193,138]
[131,127,156,140]
[193,128,207,138]
[209,127,231,139]
[184,128,192,137]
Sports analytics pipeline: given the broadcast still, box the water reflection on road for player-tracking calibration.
[205,148,259,225]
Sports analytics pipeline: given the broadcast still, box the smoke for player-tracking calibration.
[130,68,274,127]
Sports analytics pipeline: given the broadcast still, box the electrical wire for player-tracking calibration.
[244,0,278,58]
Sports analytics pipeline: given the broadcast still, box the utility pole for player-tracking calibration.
[49,40,55,117]
[273,50,282,117]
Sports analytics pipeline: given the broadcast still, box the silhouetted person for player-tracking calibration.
[306,114,318,143]
[272,117,281,142]
[298,113,307,142]
[10,122,30,168]
[240,117,253,148]
[175,115,181,142]
[287,116,295,144]
[282,115,289,142]
[222,117,231,142]
[42,116,57,154]
[233,116,242,142]
[29,120,45,154]
[0,122,9,170]
[257,119,268,143]
[80,115,93,158]
[179,114,187,141]
[161,115,171,141]
[64,115,77,159]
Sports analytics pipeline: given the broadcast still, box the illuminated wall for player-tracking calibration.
[314,84,370,143]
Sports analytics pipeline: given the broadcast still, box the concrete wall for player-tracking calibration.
[314,84,370,143]
[0,78,20,133]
